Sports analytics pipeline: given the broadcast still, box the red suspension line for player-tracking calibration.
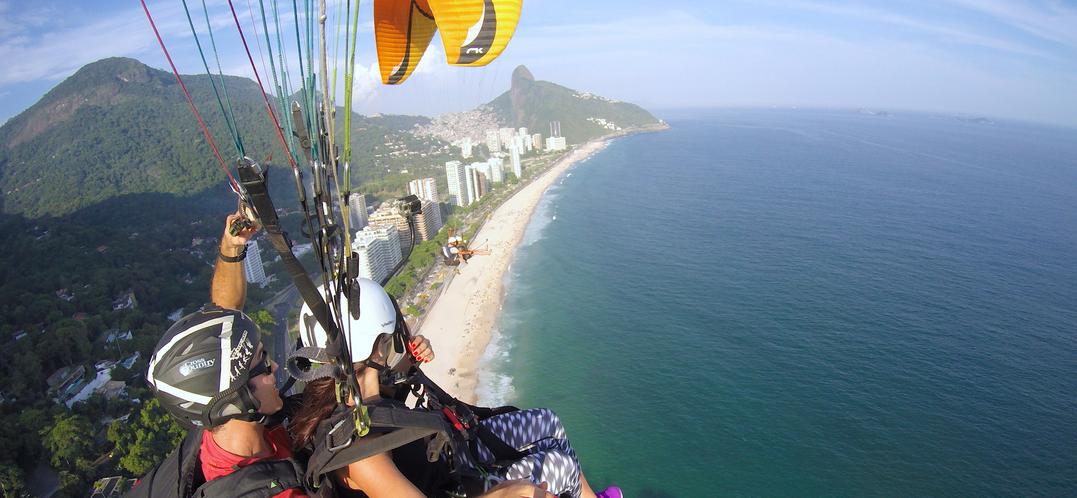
[226,0,300,171]
[139,0,240,194]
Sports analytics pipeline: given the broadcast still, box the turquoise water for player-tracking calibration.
[479,110,1077,497]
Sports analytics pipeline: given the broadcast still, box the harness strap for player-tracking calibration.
[305,403,456,489]
[194,458,306,498]
[235,160,341,360]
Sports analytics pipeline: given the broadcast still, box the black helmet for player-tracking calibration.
[147,306,265,429]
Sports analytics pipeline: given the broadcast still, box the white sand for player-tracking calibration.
[417,139,611,403]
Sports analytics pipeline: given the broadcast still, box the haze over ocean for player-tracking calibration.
[478,110,1077,496]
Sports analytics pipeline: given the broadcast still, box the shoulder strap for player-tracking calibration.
[193,458,306,498]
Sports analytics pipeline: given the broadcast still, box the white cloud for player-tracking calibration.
[769,0,1060,61]
[944,0,1077,49]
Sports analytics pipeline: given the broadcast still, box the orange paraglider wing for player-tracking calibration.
[374,0,439,84]
[427,0,522,66]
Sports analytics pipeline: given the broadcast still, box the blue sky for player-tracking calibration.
[0,0,1075,126]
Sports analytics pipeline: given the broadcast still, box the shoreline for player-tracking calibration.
[417,129,656,403]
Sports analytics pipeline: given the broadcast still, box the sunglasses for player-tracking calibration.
[248,350,273,379]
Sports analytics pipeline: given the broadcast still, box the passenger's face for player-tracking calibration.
[248,344,283,415]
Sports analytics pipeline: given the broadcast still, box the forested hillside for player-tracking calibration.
[0,57,449,218]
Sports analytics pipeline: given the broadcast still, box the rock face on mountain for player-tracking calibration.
[488,65,661,143]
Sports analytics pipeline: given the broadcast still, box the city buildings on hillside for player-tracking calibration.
[445,160,469,207]
[244,240,268,287]
[353,224,401,283]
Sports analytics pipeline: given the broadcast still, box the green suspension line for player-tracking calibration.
[180,0,245,157]
[201,0,245,157]
[256,0,301,165]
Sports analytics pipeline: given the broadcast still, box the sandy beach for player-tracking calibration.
[417,138,611,403]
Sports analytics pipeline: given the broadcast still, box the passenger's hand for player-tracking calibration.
[484,480,556,498]
[408,335,435,363]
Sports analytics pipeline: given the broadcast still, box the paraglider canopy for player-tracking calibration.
[374,0,523,84]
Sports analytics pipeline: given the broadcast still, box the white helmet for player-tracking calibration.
[298,278,406,367]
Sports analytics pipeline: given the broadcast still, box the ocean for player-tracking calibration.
[477,109,1077,497]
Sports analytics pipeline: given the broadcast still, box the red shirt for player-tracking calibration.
[200,425,308,498]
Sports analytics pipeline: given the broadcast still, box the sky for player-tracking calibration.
[0,0,1075,126]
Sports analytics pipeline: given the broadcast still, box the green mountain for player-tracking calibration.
[0,57,440,218]
[487,65,662,144]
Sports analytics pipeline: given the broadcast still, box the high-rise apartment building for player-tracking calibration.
[348,192,368,231]
[460,137,473,158]
[413,199,443,242]
[484,129,501,154]
[549,121,562,138]
[487,157,504,183]
[498,127,515,148]
[407,177,439,203]
[368,201,412,257]
[445,160,469,207]
[243,240,268,287]
[464,164,489,204]
[545,136,567,151]
[532,133,543,151]
[510,143,522,178]
[352,225,401,283]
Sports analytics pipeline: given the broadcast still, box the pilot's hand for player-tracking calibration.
[223,210,260,249]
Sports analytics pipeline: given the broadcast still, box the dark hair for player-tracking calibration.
[290,377,339,450]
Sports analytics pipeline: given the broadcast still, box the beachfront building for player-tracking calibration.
[546,136,567,151]
[243,240,268,287]
[487,157,505,183]
[348,192,368,231]
[532,133,543,151]
[484,130,501,154]
[510,143,522,178]
[353,225,401,283]
[445,160,469,207]
[413,199,443,242]
[465,164,488,205]
[368,201,412,256]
